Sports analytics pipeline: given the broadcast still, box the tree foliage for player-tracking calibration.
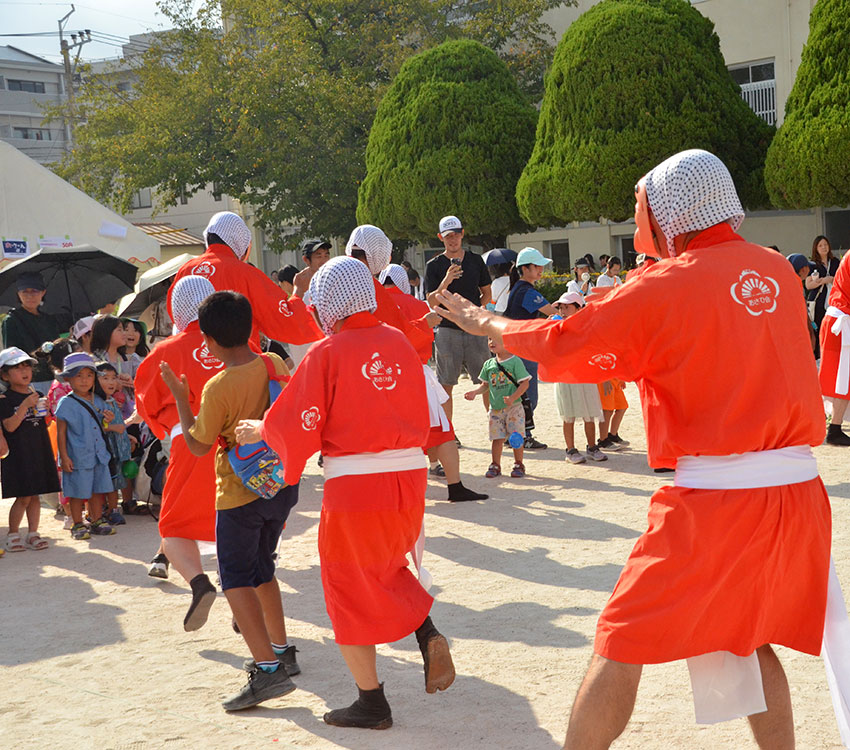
[764,0,850,208]
[357,40,537,247]
[515,0,774,226]
[50,0,564,251]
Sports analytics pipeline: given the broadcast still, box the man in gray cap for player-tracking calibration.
[424,215,492,432]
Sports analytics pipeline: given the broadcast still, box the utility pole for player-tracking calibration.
[58,4,91,143]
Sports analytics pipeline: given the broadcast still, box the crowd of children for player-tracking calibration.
[1,295,150,552]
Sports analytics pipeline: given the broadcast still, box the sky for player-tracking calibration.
[0,0,203,64]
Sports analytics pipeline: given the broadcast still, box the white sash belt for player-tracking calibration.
[675,445,818,490]
[323,448,427,481]
[827,306,850,396]
[673,446,849,747]
[423,365,451,431]
[170,424,183,441]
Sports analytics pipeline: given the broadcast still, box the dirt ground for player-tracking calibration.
[1,380,846,750]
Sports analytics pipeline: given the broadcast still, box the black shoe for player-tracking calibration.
[609,433,630,447]
[148,553,169,579]
[653,467,675,474]
[827,424,850,446]
[523,436,547,450]
[244,645,301,677]
[222,666,296,711]
[597,436,623,452]
[323,684,393,729]
[447,482,488,503]
[184,574,216,632]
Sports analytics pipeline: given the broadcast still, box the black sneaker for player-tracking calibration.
[244,645,301,677]
[523,436,548,450]
[221,666,296,711]
[609,433,630,447]
[148,553,169,579]
[184,575,216,632]
[597,436,623,452]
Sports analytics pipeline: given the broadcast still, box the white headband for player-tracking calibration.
[203,211,252,259]
[171,275,216,332]
[345,224,392,276]
[378,263,411,296]
[309,256,377,336]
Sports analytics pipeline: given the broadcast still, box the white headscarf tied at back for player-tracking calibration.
[171,275,216,332]
[345,224,392,276]
[203,211,253,259]
[309,256,377,336]
[378,263,411,296]
[644,149,745,258]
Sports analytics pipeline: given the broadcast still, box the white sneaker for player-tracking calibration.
[565,448,586,464]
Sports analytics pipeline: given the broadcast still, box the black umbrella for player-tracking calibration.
[0,245,138,326]
[484,247,518,266]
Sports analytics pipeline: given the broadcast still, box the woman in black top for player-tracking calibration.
[807,235,840,341]
[1,272,61,395]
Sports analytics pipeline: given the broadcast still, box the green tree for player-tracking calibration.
[50,0,564,252]
[515,0,774,227]
[764,0,850,208]
[356,40,537,247]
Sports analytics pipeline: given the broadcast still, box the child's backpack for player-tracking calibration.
[226,355,290,500]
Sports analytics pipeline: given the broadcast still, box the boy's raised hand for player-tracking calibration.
[235,419,262,445]
[464,390,478,401]
[160,362,190,401]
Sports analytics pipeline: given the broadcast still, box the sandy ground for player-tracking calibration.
[1,379,848,750]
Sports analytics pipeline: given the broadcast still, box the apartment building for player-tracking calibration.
[506,0,836,269]
[0,46,69,164]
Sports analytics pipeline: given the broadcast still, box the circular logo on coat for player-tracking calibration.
[278,299,293,317]
[192,262,216,278]
[192,344,224,370]
[589,353,617,370]
[301,406,321,431]
[361,351,400,390]
[730,269,779,316]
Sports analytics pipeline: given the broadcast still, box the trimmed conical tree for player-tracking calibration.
[357,39,537,247]
[765,0,850,208]
[516,0,774,226]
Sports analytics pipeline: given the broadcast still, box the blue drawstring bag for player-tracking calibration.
[226,355,289,500]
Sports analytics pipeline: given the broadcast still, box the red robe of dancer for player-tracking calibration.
[169,243,322,348]
[820,251,850,398]
[502,223,831,664]
[372,279,433,356]
[261,312,433,645]
[135,322,221,542]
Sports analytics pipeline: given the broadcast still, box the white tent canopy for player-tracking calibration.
[0,141,159,266]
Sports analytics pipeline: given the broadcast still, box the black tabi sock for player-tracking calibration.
[448,482,488,502]
[414,616,441,655]
[190,573,212,592]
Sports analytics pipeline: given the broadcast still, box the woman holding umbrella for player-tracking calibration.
[1,272,61,394]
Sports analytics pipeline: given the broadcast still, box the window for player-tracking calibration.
[131,188,152,210]
[729,60,776,125]
[546,240,570,272]
[619,236,637,268]
[178,186,188,205]
[212,182,222,201]
[825,210,850,253]
[116,81,132,92]
[12,127,51,141]
[8,79,46,94]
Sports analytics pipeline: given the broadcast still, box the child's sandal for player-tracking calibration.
[4,532,25,552]
[24,532,48,551]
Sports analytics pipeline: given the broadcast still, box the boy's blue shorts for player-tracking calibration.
[216,484,299,591]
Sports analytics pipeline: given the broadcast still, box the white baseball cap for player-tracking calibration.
[555,291,586,308]
[0,347,37,369]
[72,315,98,340]
[438,215,463,235]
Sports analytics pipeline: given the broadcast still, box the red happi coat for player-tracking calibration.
[135,322,222,542]
[820,251,850,398]
[169,243,322,348]
[503,223,831,664]
[261,312,433,644]
[385,285,433,364]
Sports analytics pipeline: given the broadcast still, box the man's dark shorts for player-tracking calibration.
[216,484,299,591]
